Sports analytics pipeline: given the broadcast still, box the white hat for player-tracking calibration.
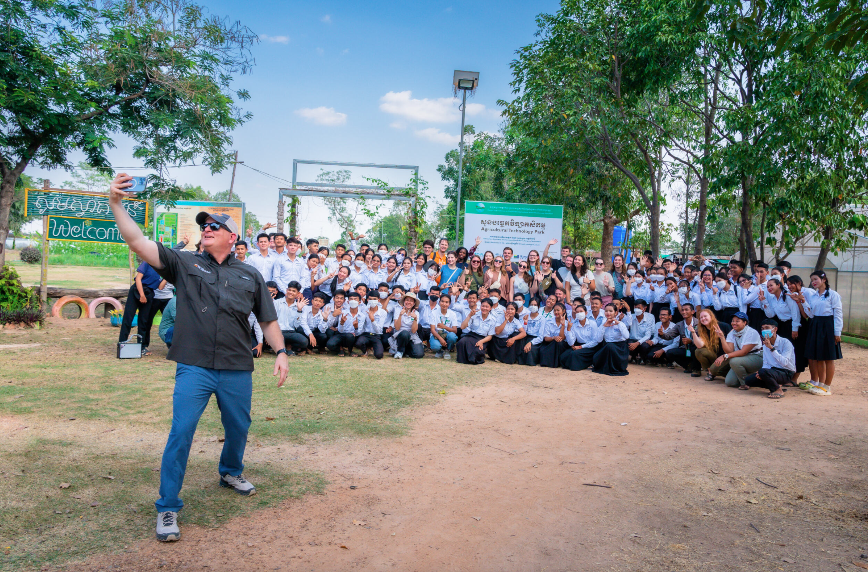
[400,292,420,309]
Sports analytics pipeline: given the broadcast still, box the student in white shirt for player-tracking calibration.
[323,290,348,354]
[538,303,569,368]
[638,307,679,365]
[246,233,277,282]
[742,319,796,399]
[803,270,843,396]
[627,299,655,362]
[489,302,527,365]
[275,281,311,356]
[591,302,631,376]
[759,277,800,341]
[784,275,813,387]
[417,285,442,345]
[395,257,419,293]
[712,270,740,325]
[560,300,600,371]
[429,293,461,359]
[708,312,763,388]
[306,292,331,352]
[333,291,369,357]
[272,237,307,292]
[456,298,497,365]
[356,293,389,359]
[390,292,424,359]
[518,299,546,366]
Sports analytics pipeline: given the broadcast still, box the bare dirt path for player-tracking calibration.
[77,348,868,572]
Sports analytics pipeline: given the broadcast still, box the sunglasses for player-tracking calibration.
[519,264,527,268]
[472,260,481,264]
[595,262,604,265]
[495,260,503,263]
[541,261,550,265]
[200,222,228,232]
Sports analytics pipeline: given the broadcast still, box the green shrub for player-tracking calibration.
[19,246,42,264]
[0,306,45,327]
[0,265,40,311]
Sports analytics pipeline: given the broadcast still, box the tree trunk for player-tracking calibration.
[682,174,691,258]
[759,202,767,261]
[738,222,746,262]
[0,173,18,268]
[694,176,708,254]
[600,212,617,263]
[815,225,833,271]
[650,198,661,257]
[406,202,419,254]
[740,177,757,263]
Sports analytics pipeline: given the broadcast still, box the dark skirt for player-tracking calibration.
[805,315,842,361]
[517,337,541,366]
[793,317,809,372]
[592,341,630,376]
[775,318,793,342]
[538,339,568,368]
[490,336,521,364]
[560,346,597,371]
[456,333,487,365]
[715,306,738,326]
[748,307,765,332]
[650,301,663,321]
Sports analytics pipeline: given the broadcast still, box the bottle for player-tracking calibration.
[685,326,692,357]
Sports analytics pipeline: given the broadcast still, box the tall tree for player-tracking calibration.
[0,0,256,266]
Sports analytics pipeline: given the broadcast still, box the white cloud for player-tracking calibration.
[390,121,406,130]
[294,107,347,126]
[379,91,491,123]
[260,34,289,44]
[414,127,459,145]
[321,14,332,23]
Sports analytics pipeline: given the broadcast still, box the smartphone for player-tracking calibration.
[126,176,148,194]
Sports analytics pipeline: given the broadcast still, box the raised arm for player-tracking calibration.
[108,174,161,268]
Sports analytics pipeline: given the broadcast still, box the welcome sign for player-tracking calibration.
[47,216,126,244]
[463,201,563,261]
[25,189,148,225]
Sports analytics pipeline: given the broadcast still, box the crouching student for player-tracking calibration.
[324,290,348,354]
[538,303,569,368]
[332,291,369,356]
[389,292,425,359]
[490,302,527,365]
[638,307,679,365]
[305,292,330,352]
[708,312,763,388]
[591,303,630,376]
[743,319,796,399]
[356,294,388,359]
[429,293,460,359]
[456,299,496,365]
[559,301,599,371]
[626,299,655,362]
[518,299,546,366]
[275,281,312,356]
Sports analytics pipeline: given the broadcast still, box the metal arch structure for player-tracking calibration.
[277,159,420,248]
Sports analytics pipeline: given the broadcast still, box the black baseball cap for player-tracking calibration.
[195,211,239,236]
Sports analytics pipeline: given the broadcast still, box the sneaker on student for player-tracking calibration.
[220,473,257,496]
[394,352,403,359]
[798,380,820,391]
[435,351,444,358]
[808,385,832,396]
[388,348,396,355]
[156,511,180,542]
[443,351,451,360]
[142,347,151,356]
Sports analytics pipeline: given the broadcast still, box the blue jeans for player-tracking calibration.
[429,331,458,351]
[155,364,253,513]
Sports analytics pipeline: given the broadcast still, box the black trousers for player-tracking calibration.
[745,367,793,393]
[394,330,425,358]
[356,333,384,359]
[666,346,700,372]
[119,284,154,347]
[328,332,357,353]
[142,297,170,348]
[640,342,668,364]
[418,328,431,343]
[310,329,328,352]
[282,327,310,353]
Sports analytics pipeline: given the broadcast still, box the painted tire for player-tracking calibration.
[51,296,90,319]
[88,297,124,319]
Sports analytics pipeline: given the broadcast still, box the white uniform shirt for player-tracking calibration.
[761,334,796,372]
[595,320,630,343]
[273,256,307,292]
[524,312,547,341]
[495,316,524,339]
[365,306,389,335]
[761,291,801,332]
[431,308,460,336]
[246,251,277,282]
[804,289,844,336]
[629,313,656,344]
[652,321,681,351]
[396,270,418,292]
[726,326,762,355]
[418,300,441,329]
[338,309,369,335]
[565,318,599,348]
[466,312,497,337]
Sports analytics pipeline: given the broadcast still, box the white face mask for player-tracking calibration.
[396,254,405,264]
[529,305,539,313]
[679,286,688,294]
[634,308,643,316]
[428,268,436,276]
[635,277,643,284]
[627,269,636,276]
[716,280,727,289]
[379,291,389,299]
[575,311,587,321]
[378,250,388,256]
[368,300,379,309]
[394,293,402,300]
[348,300,359,309]
[490,296,499,304]
[341,260,350,267]
[354,260,363,268]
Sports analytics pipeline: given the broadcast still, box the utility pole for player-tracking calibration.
[228,151,242,201]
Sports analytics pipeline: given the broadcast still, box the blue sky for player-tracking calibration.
[29,1,562,240]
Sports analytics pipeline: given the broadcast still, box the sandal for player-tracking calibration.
[738,385,750,391]
[704,373,715,381]
[767,392,785,399]
[338,351,346,357]
[690,371,702,377]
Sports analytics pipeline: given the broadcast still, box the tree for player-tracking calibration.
[315,170,370,238]
[60,162,114,193]
[0,0,256,266]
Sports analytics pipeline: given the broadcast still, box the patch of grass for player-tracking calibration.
[0,438,325,572]
[842,335,868,349]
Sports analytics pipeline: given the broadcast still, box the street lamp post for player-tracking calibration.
[452,70,479,248]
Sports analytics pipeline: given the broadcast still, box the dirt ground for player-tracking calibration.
[64,346,868,572]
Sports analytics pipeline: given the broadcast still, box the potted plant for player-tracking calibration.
[109,309,123,327]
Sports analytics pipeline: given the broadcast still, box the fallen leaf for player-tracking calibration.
[216,513,224,517]
[59,483,71,489]
[218,438,225,443]
[90,502,99,507]
[340,545,349,550]
[701,512,712,516]
[101,475,115,480]
[709,469,720,474]
[471,516,481,521]
[265,417,275,421]
[853,562,868,570]
[353,520,366,526]
[747,499,758,504]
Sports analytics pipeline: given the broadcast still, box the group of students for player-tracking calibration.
[212,230,845,399]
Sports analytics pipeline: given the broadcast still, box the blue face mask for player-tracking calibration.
[761,329,774,339]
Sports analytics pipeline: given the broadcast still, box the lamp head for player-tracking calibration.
[453,70,479,95]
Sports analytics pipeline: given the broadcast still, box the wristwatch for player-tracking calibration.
[723,353,729,360]
[276,348,288,356]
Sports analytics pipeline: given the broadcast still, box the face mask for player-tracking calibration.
[368,300,379,309]
[761,329,773,339]
[635,277,643,284]
[379,291,389,299]
[679,287,688,294]
[627,269,636,276]
[490,296,499,304]
[341,260,350,267]
[396,254,405,264]
[428,268,436,276]
[634,308,644,316]
[529,305,539,313]
[354,260,363,268]
[716,280,727,289]
[378,250,388,256]
[575,311,586,321]
[348,300,359,309]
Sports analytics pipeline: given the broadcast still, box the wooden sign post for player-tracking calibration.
[40,179,50,305]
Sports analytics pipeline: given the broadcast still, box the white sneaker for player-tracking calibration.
[394,352,403,359]
[156,511,180,542]
[435,351,444,358]
[388,348,396,355]
[220,473,256,496]
[443,351,451,360]
[808,385,832,396]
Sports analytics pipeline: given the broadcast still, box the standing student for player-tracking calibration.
[559,301,600,371]
[784,275,812,387]
[760,277,799,341]
[562,255,594,301]
[611,254,628,301]
[429,293,460,359]
[743,319,796,399]
[439,251,463,288]
[708,312,763,388]
[413,253,431,300]
[502,247,519,276]
[542,238,572,272]
[484,256,511,300]
[639,307,679,365]
[456,299,497,365]
[712,270,740,324]
[390,292,425,359]
[489,302,527,365]
[395,257,419,293]
[591,303,631,376]
[593,257,616,304]
[518,299,546,366]
[803,270,843,396]
[538,303,569,368]
[118,260,163,356]
[463,255,486,291]
[511,261,533,308]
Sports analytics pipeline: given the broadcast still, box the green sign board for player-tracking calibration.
[25,189,148,225]
[157,212,179,248]
[47,216,126,244]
